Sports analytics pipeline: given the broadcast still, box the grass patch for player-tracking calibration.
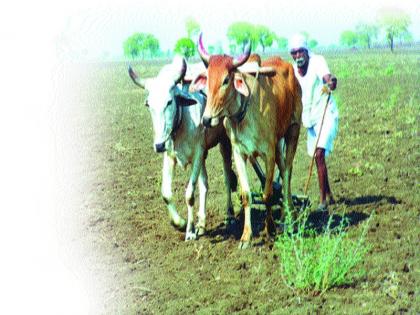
[275,210,373,295]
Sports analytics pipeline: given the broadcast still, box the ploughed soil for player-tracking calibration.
[56,50,419,314]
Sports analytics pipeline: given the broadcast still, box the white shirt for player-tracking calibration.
[293,54,338,128]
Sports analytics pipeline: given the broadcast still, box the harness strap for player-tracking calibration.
[171,89,205,138]
[170,103,182,137]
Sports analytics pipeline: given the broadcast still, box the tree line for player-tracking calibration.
[339,7,412,51]
[123,9,413,60]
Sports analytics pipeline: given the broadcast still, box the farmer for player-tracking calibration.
[289,33,339,212]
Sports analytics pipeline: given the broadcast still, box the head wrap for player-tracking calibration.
[289,33,312,56]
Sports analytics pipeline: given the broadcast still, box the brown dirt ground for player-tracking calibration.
[57,51,419,314]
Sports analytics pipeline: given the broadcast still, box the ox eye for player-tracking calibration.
[166,100,172,106]
[222,75,230,86]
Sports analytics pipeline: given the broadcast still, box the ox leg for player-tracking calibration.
[162,153,186,229]
[185,151,203,241]
[277,138,286,181]
[196,165,208,237]
[233,148,252,249]
[275,143,286,222]
[283,124,300,220]
[219,140,236,226]
[262,153,276,238]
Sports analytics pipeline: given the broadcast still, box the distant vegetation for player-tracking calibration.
[340,8,412,50]
[173,17,201,59]
[227,22,278,54]
[123,32,160,60]
[123,7,414,60]
[377,7,412,51]
[174,38,196,60]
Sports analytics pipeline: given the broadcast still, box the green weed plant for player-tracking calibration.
[275,209,373,295]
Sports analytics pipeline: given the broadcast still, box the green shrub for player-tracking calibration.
[384,64,395,76]
[275,210,373,295]
[348,166,363,176]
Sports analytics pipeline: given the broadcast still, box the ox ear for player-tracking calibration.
[234,73,249,97]
[189,73,207,93]
[175,89,198,106]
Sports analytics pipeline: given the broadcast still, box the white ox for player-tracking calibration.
[128,56,237,240]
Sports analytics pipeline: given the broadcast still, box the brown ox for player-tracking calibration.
[191,34,302,249]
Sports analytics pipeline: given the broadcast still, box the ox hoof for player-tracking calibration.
[171,218,187,231]
[185,231,197,241]
[238,240,251,250]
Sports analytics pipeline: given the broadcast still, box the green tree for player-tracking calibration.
[299,32,318,50]
[308,39,318,49]
[398,30,413,44]
[254,25,275,53]
[356,23,379,48]
[377,7,411,52]
[123,33,144,60]
[185,17,200,39]
[123,32,160,60]
[227,22,257,51]
[143,34,160,58]
[340,30,359,48]
[174,38,195,60]
[276,37,288,51]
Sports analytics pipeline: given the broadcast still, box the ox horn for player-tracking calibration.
[174,57,187,84]
[128,65,146,89]
[197,33,210,67]
[232,41,251,68]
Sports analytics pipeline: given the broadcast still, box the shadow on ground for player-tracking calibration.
[206,194,399,244]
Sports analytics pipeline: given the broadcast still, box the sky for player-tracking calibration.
[52,0,420,61]
[0,0,419,313]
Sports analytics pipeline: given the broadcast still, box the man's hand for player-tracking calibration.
[323,74,337,91]
[328,76,337,90]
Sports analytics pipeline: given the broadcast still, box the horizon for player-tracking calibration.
[53,0,420,62]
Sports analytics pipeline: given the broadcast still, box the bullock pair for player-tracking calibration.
[129,35,302,248]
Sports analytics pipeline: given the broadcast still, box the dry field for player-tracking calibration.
[57,49,419,314]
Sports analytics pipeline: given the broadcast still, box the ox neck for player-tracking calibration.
[230,94,248,124]
[170,103,183,138]
[230,71,259,124]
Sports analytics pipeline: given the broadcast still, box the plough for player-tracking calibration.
[249,158,310,211]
